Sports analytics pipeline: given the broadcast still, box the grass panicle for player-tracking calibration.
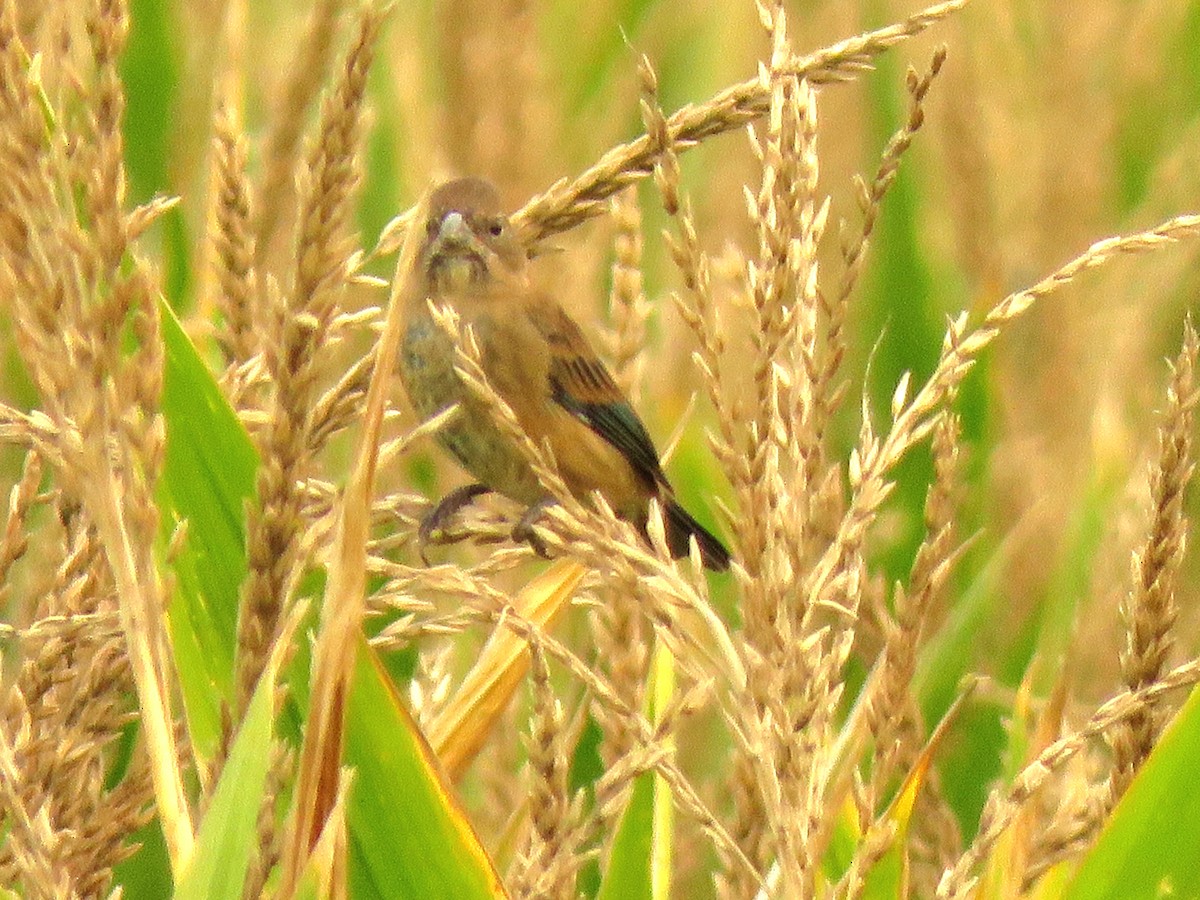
[234,4,382,713]
[1108,319,1198,797]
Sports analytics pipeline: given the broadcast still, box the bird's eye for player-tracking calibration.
[487,219,504,237]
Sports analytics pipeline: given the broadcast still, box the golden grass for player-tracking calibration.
[1,0,1200,896]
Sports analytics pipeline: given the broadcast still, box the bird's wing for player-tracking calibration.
[525,298,668,491]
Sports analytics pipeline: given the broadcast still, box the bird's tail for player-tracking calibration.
[664,500,731,571]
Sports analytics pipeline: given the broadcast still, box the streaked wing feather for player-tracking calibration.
[527,300,667,489]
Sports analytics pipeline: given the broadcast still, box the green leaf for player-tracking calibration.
[598,773,655,900]
[113,820,173,900]
[346,637,505,899]
[121,0,176,202]
[1064,684,1200,899]
[859,843,903,900]
[122,0,190,305]
[160,300,258,759]
[598,643,674,900]
[173,659,276,900]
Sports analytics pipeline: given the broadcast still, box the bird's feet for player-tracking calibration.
[511,497,558,559]
[417,483,492,564]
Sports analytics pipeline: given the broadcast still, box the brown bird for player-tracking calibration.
[399,177,730,571]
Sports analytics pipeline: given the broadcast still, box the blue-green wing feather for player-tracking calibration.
[528,301,668,491]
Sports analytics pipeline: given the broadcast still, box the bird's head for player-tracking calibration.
[422,177,525,293]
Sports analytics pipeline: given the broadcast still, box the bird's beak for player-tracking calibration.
[435,211,477,252]
[426,210,489,289]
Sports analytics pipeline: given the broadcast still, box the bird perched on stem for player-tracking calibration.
[400,176,730,571]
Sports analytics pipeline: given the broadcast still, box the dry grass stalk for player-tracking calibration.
[367,0,969,262]
[665,189,739,495]
[591,572,647,775]
[278,165,426,894]
[804,214,1200,640]
[425,558,586,781]
[0,0,191,868]
[866,413,961,795]
[485,603,758,885]
[1020,785,1105,890]
[712,4,840,894]
[649,51,742,500]
[0,451,42,605]
[235,5,381,712]
[376,544,744,879]
[255,0,345,267]
[0,721,66,898]
[605,187,650,400]
[308,352,377,452]
[905,763,964,896]
[509,0,969,247]
[210,98,258,370]
[822,47,947,492]
[84,0,131,274]
[585,85,654,824]
[1107,320,1198,799]
[0,497,153,896]
[844,414,961,891]
[508,641,579,900]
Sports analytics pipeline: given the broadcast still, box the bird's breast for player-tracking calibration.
[398,307,544,505]
[400,312,463,420]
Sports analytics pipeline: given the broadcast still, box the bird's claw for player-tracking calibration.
[417,483,492,565]
[512,497,558,559]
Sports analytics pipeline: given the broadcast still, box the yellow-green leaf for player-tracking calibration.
[173,653,275,900]
[346,637,507,899]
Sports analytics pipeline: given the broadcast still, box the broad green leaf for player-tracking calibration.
[1064,685,1200,900]
[346,637,506,900]
[859,836,904,900]
[173,657,276,900]
[160,301,258,759]
[823,799,860,884]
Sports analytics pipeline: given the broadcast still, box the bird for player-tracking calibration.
[399,176,730,571]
